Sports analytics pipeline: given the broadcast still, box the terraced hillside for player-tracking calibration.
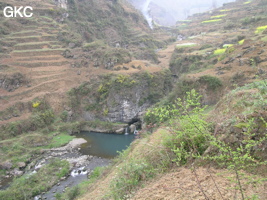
[0,15,75,124]
[167,0,267,90]
[0,0,169,126]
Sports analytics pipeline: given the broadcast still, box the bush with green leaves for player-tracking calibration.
[170,54,203,74]
[198,75,222,90]
[144,89,203,125]
[145,88,267,199]
[166,89,267,199]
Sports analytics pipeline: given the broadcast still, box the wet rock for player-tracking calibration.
[230,126,243,135]
[258,50,265,55]
[0,73,26,92]
[34,195,42,200]
[63,49,73,58]
[242,45,250,49]
[18,162,26,170]
[0,161,13,170]
[11,169,23,177]
[129,124,136,134]
[123,66,129,70]
[93,61,100,67]
[257,68,266,75]
[115,128,124,134]
[223,57,235,64]
[115,42,120,48]
[216,71,225,75]
[73,54,79,59]
[114,66,121,71]
[67,155,90,167]
[236,54,242,58]
[68,42,76,49]
[225,135,238,144]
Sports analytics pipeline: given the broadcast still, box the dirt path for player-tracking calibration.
[131,167,266,200]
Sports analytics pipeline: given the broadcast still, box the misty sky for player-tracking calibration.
[128,0,236,26]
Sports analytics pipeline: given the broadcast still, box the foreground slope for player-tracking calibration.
[77,0,267,199]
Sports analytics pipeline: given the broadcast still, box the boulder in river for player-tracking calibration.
[18,162,26,170]
[11,168,24,177]
[115,128,124,134]
[0,161,13,170]
[129,124,136,134]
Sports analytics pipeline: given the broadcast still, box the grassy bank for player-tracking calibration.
[74,84,267,200]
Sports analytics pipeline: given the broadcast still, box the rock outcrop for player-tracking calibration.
[54,0,68,9]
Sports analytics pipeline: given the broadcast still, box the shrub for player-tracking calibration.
[170,54,203,74]
[176,43,196,49]
[223,44,233,48]
[255,25,267,34]
[60,110,69,122]
[201,19,222,24]
[244,1,252,4]
[199,75,223,90]
[241,16,261,25]
[110,158,155,199]
[63,186,80,200]
[199,44,212,50]
[32,101,40,108]
[220,9,230,12]
[210,14,227,19]
[82,40,106,51]
[144,89,203,125]
[168,89,267,199]
[238,39,245,45]
[214,48,226,55]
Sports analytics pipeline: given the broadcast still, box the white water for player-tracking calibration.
[71,167,88,177]
[141,0,153,29]
[125,127,129,135]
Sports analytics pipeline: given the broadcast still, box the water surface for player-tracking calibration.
[76,131,135,158]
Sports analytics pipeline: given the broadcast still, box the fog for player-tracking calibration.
[127,0,236,27]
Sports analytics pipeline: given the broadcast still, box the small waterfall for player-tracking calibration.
[125,127,129,135]
[133,126,138,135]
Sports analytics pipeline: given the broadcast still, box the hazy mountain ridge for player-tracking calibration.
[127,0,236,26]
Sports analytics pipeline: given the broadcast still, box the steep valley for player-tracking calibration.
[1,0,267,200]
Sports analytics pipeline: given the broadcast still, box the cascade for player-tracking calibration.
[133,126,138,135]
[125,127,129,135]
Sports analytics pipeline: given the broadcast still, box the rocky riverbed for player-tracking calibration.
[0,138,110,200]
[32,138,110,200]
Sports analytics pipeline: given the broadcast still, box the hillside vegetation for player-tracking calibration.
[1,0,267,199]
[76,0,267,199]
